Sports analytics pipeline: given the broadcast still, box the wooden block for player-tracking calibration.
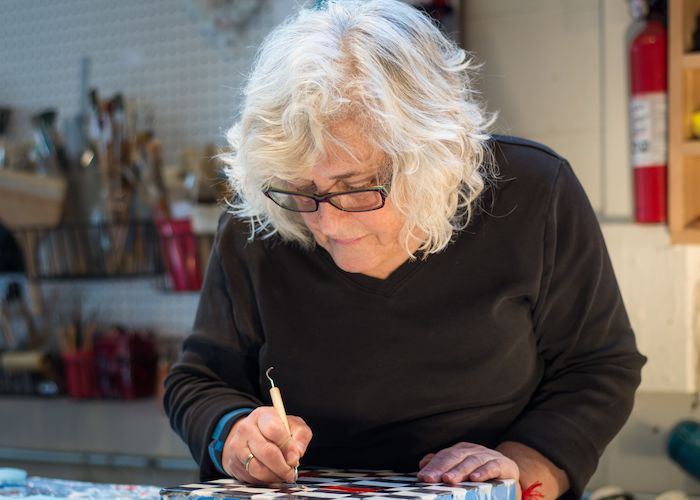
[0,170,67,229]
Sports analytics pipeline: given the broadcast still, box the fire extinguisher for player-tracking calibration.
[629,0,667,223]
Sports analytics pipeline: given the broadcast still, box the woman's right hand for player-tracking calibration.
[221,406,313,484]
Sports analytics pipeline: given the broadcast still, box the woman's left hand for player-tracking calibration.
[417,442,520,484]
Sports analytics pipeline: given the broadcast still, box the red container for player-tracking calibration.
[95,329,158,399]
[155,217,202,291]
[62,350,99,399]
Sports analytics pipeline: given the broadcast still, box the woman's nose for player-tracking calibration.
[316,201,347,235]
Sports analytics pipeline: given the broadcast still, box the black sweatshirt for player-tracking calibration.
[163,136,646,499]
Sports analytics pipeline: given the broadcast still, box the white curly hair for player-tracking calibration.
[221,0,495,257]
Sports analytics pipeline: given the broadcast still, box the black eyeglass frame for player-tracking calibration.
[263,185,390,213]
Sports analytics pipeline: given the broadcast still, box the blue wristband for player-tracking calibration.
[208,408,254,475]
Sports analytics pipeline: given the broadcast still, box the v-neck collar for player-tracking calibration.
[315,245,426,296]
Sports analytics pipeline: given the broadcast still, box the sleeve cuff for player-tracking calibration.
[208,408,254,475]
[500,411,598,499]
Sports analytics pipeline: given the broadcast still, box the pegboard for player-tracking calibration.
[38,278,200,337]
[0,0,299,167]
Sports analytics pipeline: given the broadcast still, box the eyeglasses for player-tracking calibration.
[263,184,390,213]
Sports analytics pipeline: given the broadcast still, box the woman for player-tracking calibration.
[163,1,645,498]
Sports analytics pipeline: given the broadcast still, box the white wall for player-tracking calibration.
[603,224,700,393]
[464,0,635,219]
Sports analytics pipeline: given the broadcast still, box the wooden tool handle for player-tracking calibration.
[270,386,292,435]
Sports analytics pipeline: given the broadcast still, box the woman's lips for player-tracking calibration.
[331,236,364,246]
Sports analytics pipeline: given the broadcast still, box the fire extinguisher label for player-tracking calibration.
[631,92,667,168]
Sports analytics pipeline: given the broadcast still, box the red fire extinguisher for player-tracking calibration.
[629,0,667,223]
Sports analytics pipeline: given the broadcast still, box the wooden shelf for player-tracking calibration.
[682,140,700,155]
[669,0,700,244]
[671,217,700,244]
[0,396,193,459]
[0,396,197,485]
[682,52,700,69]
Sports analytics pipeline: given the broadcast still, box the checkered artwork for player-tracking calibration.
[159,469,516,500]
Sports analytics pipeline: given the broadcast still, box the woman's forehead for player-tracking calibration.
[293,121,386,183]
[324,120,382,163]
[314,148,384,177]
[289,160,383,187]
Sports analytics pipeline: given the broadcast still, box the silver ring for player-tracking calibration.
[243,452,255,473]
